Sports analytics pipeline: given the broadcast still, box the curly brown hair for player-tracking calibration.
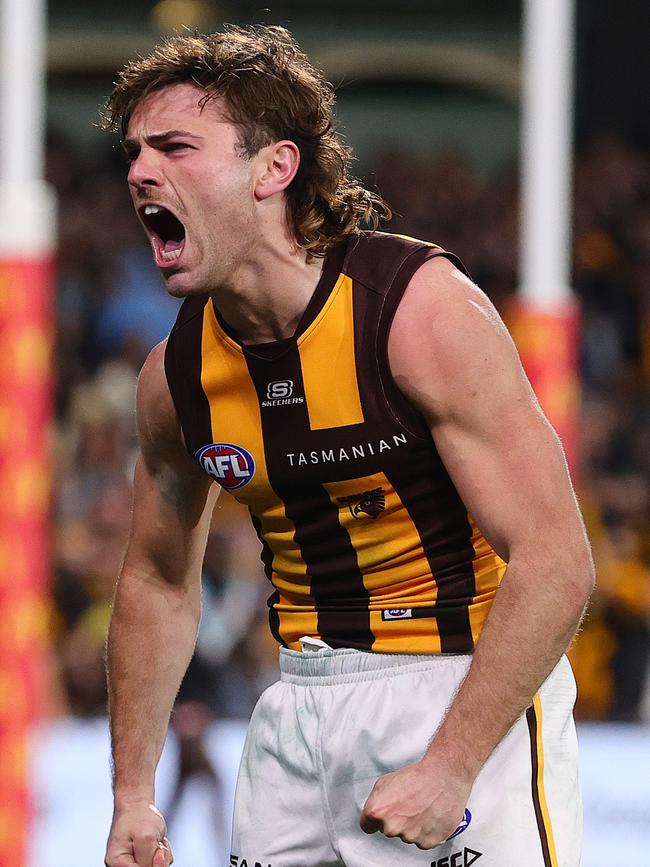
[103,24,390,256]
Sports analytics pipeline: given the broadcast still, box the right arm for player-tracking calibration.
[105,340,219,867]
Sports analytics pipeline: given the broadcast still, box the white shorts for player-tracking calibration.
[230,648,581,867]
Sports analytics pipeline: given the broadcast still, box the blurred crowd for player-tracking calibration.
[48,126,650,754]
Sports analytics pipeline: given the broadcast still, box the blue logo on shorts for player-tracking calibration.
[196,443,255,490]
[447,808,472,840]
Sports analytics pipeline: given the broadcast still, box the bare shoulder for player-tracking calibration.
[386,256,590,568]
[136,340,177,454]
[136,340,201,477]
[388,255,535,424]
[129,342,218,576]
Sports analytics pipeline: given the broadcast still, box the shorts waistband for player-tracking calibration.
[278,646,471,685]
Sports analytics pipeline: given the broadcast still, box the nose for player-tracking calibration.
[127,147,163,191]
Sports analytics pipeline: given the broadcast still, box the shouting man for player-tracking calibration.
[103,25,594,867]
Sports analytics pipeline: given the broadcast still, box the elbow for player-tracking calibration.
[515,537,595,613]
[564,543,596,612]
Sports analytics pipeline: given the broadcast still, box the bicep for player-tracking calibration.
[430,385,575,563]
[124,340,219,586]
[390,259,586,564]
[127,451,218,585]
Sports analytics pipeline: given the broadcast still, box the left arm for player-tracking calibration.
[360,257,595,848]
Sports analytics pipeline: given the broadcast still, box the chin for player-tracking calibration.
[161,269,207,299]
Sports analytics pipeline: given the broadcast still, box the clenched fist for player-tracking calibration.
[360,756,472,850]
[105,801,173,867]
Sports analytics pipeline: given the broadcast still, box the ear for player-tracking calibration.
[254,140,300,201]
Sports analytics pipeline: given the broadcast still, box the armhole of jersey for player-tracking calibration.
[163,327,190,458]
[376,248,470,439]
[163,296,212,459]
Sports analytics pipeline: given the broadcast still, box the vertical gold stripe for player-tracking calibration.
[255,501,307,585]
[274,590,319,651]
[201,302,316,646]
[323,473,443,654]
[533,694,560,867]
[299,275,364,430]
[369,610,443,654]
[254,501,317,646]
[322,473,438,599]
[468,514,507,644]
[200,300,274,510]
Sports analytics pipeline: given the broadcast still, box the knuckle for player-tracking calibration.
[415,840,434,851]
[398,826,418,845]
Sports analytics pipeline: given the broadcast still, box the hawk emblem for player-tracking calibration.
[337,487,386,519]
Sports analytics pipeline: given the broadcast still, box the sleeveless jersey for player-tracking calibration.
[164,232,506,654]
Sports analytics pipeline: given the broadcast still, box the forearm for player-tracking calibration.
[426,551,594,778]
[107,564,201,804]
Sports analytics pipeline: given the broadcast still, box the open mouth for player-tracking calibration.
[139,204,187,267]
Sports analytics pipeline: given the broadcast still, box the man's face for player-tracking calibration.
[124,83,258,297]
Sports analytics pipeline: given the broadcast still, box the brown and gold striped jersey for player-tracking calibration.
[164,232,506,653]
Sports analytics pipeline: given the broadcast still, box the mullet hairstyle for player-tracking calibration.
[103,24,390,256]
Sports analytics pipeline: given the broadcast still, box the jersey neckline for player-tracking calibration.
[211,239,349,360]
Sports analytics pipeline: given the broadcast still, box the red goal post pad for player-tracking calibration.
[506,299,581,485]
[0,254,55,867]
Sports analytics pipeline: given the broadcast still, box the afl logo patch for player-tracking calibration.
[382,608,413,620]
[447,808,472,840]
[196,443,255,490]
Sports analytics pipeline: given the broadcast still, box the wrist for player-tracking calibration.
[421,725,482,784]
[113,786,155,810]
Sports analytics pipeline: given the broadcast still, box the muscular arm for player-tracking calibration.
[361,256,594,846]
[106,341,218,867]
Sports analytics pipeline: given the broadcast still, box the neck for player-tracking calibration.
[209,232,325,345]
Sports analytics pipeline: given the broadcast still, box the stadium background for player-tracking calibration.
[1,1,649,865]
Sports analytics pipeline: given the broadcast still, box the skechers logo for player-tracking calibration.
[196,443,255,490]
[262,379,304,407]
[267,380,292,399]
[431,848,482,867]
[337,487,386,519]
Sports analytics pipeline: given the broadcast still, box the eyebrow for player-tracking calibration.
[122,130,204,152]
